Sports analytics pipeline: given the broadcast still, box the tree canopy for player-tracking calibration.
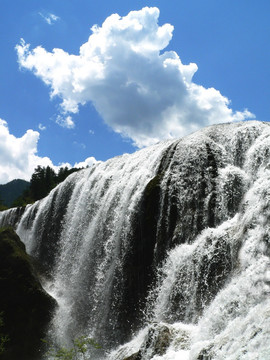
[11,166,82,207]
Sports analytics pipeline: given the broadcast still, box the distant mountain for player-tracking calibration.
[0,179,30,207]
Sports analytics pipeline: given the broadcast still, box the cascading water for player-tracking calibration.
[1,120,270,359]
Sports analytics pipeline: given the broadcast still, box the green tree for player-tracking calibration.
[45,335,101,360]
[57,166,70,183]
[10,165,83,208]
[0,197,8,211]
[29,165,57,201]
[45,166,57,193]
[11,188,33,207]
[57,166,82,183]
[30,165,47,200]
[0,312,9,355]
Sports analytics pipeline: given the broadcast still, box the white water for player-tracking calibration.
[47,141,174,347]
[1,121,270,359]
[107,122,270,360]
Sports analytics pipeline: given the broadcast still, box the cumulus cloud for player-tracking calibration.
[0,119,97,184]
[74,157,98,168]
[39,12,60,25]
[16,7,255,147]
[0,119,54,183]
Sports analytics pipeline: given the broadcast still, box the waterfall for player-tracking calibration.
[1,121,270,359]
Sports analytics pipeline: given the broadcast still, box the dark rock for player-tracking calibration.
[137,324,172,359]
[148,324,171,355]
[114,322,173,360]
[0,227,56,360]
[123,352,140,360]
[197,345,214,360]
[121,324,172,360]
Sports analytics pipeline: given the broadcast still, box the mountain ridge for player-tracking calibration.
[0,179,29,207]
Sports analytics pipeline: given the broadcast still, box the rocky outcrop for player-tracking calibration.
[122,324,172,360]
[122,323,191,360]
[0,227,56,360]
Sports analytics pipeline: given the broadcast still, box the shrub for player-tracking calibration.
[44,335,101,360]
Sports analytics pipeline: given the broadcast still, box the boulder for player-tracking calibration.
[124,323,172,360]
[0,227,56,360]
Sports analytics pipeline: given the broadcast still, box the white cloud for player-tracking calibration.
[73,141,86,149]
[0,119,97,184]
[16,7,255,147]
[56,115,75,129]
[38,123,46,131]
[39,12,60,25]
[0,119,55,183]
[74,157,98,168]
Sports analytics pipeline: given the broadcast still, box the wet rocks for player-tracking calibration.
[0,227,56,360]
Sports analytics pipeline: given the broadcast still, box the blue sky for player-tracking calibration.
[0,0,270,183]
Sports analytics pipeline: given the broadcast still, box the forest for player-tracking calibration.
[0,166,82,210]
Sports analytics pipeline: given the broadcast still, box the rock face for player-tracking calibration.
[137,324,172,358]
[0,227,56,360]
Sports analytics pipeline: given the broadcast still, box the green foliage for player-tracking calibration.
[0,333,9,355]
[8,165,83,208]
[0,166,84,210]
[44,336,101,360]
[47,346,74,360]
[73,336,101,356]
[0,312,9,355]
[57,166,80,183]
[0,194,8,211]
[0,179,30,208]
[11,188,32,207]
[0,203,8,211]
[30,165,57,201]
[29,165,82,202]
